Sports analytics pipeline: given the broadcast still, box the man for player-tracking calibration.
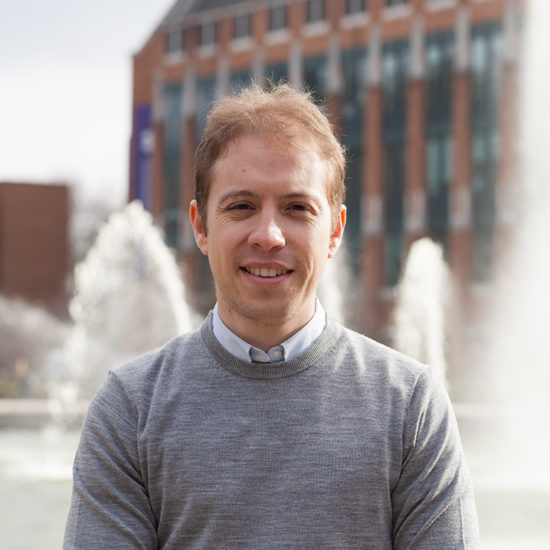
[64,85,479,549]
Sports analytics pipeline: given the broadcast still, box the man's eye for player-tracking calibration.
[231,203,252,210]
[288,204,309,212]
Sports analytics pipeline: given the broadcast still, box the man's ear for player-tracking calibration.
[189,200,208,255]
[328,205,346,259]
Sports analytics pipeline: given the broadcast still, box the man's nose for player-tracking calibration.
[248,211,286,250]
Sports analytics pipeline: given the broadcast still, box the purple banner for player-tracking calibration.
[133,105,153,209]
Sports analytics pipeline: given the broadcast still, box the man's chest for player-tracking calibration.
[140,381,400,530]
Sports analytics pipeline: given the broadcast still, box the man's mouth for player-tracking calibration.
[242,267,290,278]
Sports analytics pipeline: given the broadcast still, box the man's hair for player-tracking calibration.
[193,84,346,229]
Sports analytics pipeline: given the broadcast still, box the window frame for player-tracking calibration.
[346,0,366,15]
[233,13,251,40]
[269,5,287,32]
[199,21,217,47]
[306,0,325,23]
[165,27,184,58]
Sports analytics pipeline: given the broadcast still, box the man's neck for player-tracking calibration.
[217,305,316,353]
[225,321,308,353]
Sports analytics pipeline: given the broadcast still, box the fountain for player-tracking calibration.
[65,200,196,400]
[1,200,199,549]
[464,0,550,546]
[391,237,450,387]
[0,295,69,400]
[390,6,550,544]
[477,0,550,411]
[387,2,550,546]
[4,5,549,542]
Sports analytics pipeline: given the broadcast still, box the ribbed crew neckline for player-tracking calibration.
[200,311,340,380]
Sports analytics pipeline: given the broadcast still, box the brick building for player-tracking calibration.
[0,182,69,316]
[129,0,523,356]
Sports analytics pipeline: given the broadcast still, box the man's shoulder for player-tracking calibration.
[83,326,209,433]
[330,322,449,421]
[110,326,205,389]
[332,321,430,384]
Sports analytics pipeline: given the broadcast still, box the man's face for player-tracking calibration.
[190,134,345,341]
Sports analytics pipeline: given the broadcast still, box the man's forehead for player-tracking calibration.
[222,130,320,158]
[205,132,334,209]
[211,133,321,173]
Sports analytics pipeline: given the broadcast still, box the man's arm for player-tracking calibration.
[64,373,157,549]
[391,369,480,549]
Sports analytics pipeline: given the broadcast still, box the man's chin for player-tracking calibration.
[240,303,295,325]
[218,290,315,330]
[226,298,303,328]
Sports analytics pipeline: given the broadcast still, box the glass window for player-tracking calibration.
[234,13,251,39]
[471,24,502,127]
[302,55,327,104]
[341,49,367,125]
[166,28,184,54]
[425,33,454,240]
[387,0,408,6]
[384,141,405,232]
[340,48,367,268]
[383,54,398,94]
[230,70,253,94]
[427,139,440,195]
[162,83,183,249]
[269,5,287,31]
[381,41,408,286]
[471,130,497,226]
[425,33,454,125]
[382,41,408,133]
[195,77,216,145]
[470,24,502,281]
[200,21,216,46]
[265,62,289,87]
[444,135,453,183]
[384,137,406,285]
[385,232,403,287]
[426,134,452,234]
[193,80,216,293]
[472,226,494,282]
[346,0,366,14]
[307,0,325,23]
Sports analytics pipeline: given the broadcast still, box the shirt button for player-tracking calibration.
[273,350,283,360]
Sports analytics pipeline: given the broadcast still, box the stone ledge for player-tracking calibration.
[0,398,88,430]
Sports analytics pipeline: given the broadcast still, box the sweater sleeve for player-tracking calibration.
[391,368,480,549]
[63,372,157,549]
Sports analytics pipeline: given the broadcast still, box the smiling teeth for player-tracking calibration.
[247,267,286,277]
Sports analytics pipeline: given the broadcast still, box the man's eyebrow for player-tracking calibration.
[281,192,319,201]
[216,190,258,204]
[281,192,324,207]
[216,190,322,205]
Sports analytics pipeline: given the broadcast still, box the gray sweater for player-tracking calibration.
[64,314,479,549]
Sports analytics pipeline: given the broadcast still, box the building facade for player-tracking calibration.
[129,0,523,351]
[0,182,69,317]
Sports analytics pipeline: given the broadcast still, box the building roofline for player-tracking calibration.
[161,0,295,30]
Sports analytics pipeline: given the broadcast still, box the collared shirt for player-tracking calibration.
[212,300,326,363]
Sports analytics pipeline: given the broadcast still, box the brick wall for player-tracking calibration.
[0,183,69,316]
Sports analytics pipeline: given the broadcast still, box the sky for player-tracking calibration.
[0,0,175,207]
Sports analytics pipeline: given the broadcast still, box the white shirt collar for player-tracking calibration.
[212,300,326,363]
